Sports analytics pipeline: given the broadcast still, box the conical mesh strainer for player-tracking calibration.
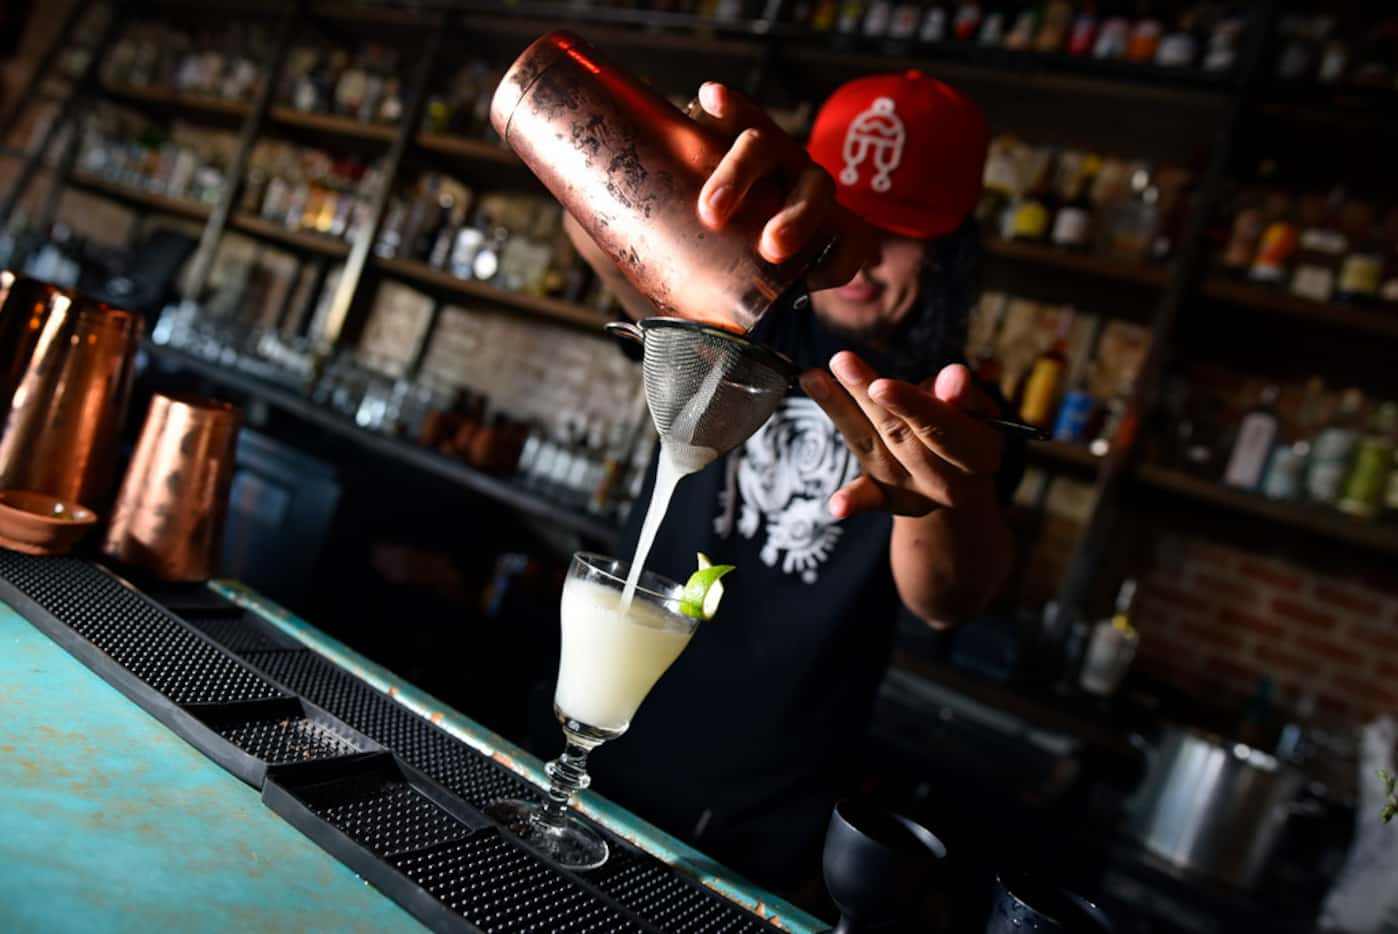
[606,318,796,461]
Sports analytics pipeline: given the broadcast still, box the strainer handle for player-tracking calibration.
[603,320,644,345]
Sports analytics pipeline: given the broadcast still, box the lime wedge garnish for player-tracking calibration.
[680,555,734,621]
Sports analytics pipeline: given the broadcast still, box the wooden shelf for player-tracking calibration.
[143,341,622,547]
[103,81,252,120]
[1136,463,1398,559]
[374,255,612,334]
[984,237,1170,287]
[228,212,351,259]
[1199,276,1398,341]
[457,10,769,53]
[415,132,519,168]
[267,106,399,144]
[67,171,212,222]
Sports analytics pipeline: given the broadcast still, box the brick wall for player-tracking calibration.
[1134,532,1398,725]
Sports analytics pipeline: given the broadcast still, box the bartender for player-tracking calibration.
[565,73,1023,889]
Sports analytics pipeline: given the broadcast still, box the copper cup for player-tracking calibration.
[102,393,241,582]
[0,284,142,509]
[491,31,829,333]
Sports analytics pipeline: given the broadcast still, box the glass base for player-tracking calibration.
[487,798,609,870]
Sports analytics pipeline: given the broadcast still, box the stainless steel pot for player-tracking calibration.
[1125,724,1304,890]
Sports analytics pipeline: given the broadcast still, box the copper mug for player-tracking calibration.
[102,393,241,582]
[491,31,830,332]
[0,278,142,509]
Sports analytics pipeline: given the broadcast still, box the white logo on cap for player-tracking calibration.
[839,97,905,193]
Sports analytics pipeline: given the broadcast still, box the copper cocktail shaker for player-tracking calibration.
[491,31,828,332]
[0,283,142,508]
[102,393,241,582]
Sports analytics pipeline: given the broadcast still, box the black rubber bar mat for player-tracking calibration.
[181,604,776,933]
[0,552,783,933]
[264,754,658,933]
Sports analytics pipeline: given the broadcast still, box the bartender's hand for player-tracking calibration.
[690,82,871,290]
[800,355,1003,518]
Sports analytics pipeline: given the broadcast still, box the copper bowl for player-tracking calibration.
[0,489,98,556]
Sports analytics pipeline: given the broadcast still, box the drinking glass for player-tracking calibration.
[487,552,698,869]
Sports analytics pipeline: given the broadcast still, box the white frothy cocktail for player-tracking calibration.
[555,576,695,733]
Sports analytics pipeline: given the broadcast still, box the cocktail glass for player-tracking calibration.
[487,552,698,869]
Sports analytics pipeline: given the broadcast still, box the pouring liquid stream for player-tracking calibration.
[618,440,718,612]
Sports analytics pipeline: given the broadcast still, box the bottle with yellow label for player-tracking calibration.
[1019,314,1070,428]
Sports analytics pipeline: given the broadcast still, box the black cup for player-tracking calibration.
[822,798,947,933]
[985,872,1115,934]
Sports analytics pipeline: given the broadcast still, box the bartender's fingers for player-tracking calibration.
[700,126,792,229]
[759,166,833,263]
[867,377,1002,476]
[829,475,885,519]
[805,207,875,291]
[799,368,902,480]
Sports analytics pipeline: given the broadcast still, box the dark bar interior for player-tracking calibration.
[0,1,1395,932]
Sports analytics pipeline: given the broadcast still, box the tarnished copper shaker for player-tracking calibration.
[102,393,241,582]
[491,31,829,333]
[0,274,67,422]
[0,290,142,509]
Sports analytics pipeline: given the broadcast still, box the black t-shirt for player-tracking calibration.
[588,300,983,873]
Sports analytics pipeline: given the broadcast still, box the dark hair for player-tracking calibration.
[886,217,980,382]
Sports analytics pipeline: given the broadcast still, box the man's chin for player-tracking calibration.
[812,305,890,347]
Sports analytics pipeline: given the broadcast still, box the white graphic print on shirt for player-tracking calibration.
[715,397,861,584]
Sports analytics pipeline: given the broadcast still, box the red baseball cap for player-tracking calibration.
[807,71,989,240]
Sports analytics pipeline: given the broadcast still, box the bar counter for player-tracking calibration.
[0,553,823,933]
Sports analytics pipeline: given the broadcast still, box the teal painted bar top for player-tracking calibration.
[0,575,828,933]
[0,599,423,934]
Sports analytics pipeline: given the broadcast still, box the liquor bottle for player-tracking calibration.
[1093,2,1130,58]
[1009,150,1054,243]
[809,0,841,31]
[862,0,894,37]
[1050,153,1099,251]
[1306,388,1364,505]
[1220,169,1276,274]
[1034,0,1073,52]
[1338,402,1396,518]
[1261,377,1325,502]
[1066,0,1098,55]
[1275,14,1318,81]
[1155,8,1198,67]
[1203,10,1245,72]
[1248,202,1300,284]
[836,0,868,35]
[1052,378,1098,444]
[1223,384,1280,491]
[1078,578,1139,697]
[1019,315,1070,429]
[952,0,983,41]
[1126,2,1163,63]
[977,4,1006,45]
[1336,222,1384,303]
[1099,164,1159,261]
[919,3,949,42]
[887,1,922,45]
[1004,4,1039,50]
[1289,189,1348,303]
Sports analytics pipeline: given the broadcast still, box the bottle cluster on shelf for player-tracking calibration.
[789,1,1246,71]
[979,136,1193,262]
[968,290,1150,451]
[278,40,405,125]
[1272,13,1398,89]
[102,19,271,100]
[75,109,236,206]
[421,61,504,143]
[240,140,385,242]
[373,173,606,307]
[1213,164,1398,306]
[1157,371,1398,521]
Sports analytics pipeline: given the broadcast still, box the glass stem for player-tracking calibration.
[536,729,598,829]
